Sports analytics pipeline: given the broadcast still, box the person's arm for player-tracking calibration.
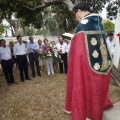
[26,43,33,53]
[8,47,12,56]
[24,44,28,54]
[33,43,39,51]
[67,43,71,53]
[65,43,68,53]
[55,43,60,52]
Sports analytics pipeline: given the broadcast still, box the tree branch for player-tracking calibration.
[22,0,73,11]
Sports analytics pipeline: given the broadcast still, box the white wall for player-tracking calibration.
[1,35,59,44]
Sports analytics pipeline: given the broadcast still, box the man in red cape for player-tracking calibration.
[64,1,113,120]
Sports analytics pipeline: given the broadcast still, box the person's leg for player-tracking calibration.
[8,59,14,83]
[46,59,50,75]
[59,54,63,73]
[42,60,46,71]
[63,53,68,74]
[39,58,42,71]
[29,54,35,77]
[1,60,10,83]
[34,54,41,76]
[23,55,29,79]
[56,59,59,72]
[59,62,63,73]
[50,57,54,74]
[43,64,45,71]
[16,56,24,81]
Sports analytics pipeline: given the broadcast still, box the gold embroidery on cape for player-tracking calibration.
[76,31,113,75]
[99,38,110,71]
[108,60,111,65]
[92,50,99,58]
[91,37,97,46]
[93,63,100,70]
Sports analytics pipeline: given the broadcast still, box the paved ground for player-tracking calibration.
[103,102,120,120]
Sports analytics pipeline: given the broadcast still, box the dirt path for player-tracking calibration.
[0,69,120,120]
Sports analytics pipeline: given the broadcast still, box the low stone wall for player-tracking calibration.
[0,35,59,44]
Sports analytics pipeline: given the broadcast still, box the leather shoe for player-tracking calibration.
[25,78,31,80]
[38,74,42,77]
[21,79,25,82]
[32,75,35,78]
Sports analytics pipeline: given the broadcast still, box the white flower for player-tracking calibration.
[81,19,89,24]
[47,53,52,56]
[55,54,58,57]
[48,51,51,54]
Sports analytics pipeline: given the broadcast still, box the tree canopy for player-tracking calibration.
[106,0,119,20]
[0,0,118,36]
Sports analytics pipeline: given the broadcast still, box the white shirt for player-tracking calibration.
[0,46,12,61]
[13,42,27,57]
[56,42,68,54]
[106,39,115,55]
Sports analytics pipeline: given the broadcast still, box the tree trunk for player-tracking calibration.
[23,26,28,36]
[10,26,15,37]
[63,0,73,10]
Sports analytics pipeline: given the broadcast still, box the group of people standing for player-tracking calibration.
[37,36,69,75]
[0,35,70,84]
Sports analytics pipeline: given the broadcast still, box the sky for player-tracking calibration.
[101,7,107,19]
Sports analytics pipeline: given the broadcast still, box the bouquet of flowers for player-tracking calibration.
[40,45,54,60]
[52,47,63,63]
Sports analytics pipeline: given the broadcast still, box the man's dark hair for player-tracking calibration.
[0,39,5,44]
[16,35,21,40]
[43,38,48,43]
[73,1,91,13]
[108,32,113,36]
[58,36,63,40]
[0,39,2,44]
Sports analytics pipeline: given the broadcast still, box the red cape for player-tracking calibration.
[65,32,113,120]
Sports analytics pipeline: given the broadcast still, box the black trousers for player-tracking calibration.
[1,59,14,83]
[16,55,29,81]
[59,53,68,74]
[29,53,41,76]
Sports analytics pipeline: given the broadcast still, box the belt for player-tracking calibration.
[1,59,12,61]
[60,53,67,55]
[29,53,37,54]
[16,54,26,57]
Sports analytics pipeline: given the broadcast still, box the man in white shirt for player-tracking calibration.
[106,32,115,57]
[0,39,14,84]
[56,37,68,74]
[13,35,30,82]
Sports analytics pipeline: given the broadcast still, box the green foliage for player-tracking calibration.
[0,0,118,36]
[0,25,4,33]
[51,3,77,34]
[73,0,110,13]
[106,0,119,20]
[102,20,115,32]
